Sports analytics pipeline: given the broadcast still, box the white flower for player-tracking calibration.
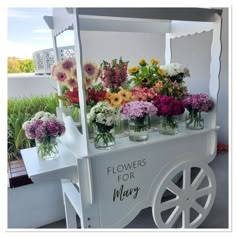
[34,111,45,119]
[22,121,30,130]
[160,63,190,78]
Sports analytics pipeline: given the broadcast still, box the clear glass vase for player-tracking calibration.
[114,112,125,136]
[159,116,178,135]
[35,136,59,160]
[94,124,115,149]
[186,110,204,130]
[128,116,149,142]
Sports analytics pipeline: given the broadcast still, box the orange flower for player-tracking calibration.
[154,81,163,93]
[168,88,173,94]
[109,93,123,108]
[118,89,132,103]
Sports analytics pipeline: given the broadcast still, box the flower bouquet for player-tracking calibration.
[160,63,190,83]
[88,102,116,149]
[153,77,188,99]
[152,95,185,135]
[51,58,78,90]
[182,93,214,130]
[22,111,65,160]
[128,58,164,88]
[101,57,129,93]
[121,101,157,141]
[130,86,157,102]
[105,88,132,135]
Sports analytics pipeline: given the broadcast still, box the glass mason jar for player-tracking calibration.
[87,120,94,139]
[186,110,204,130]
[128,116,149,142]
[114,112,125,135]
[94,123,115,149]
[35,136,59,160]
[159,115,178,135]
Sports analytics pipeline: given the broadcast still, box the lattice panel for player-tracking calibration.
[45,51,55,70]
[59,48,75,61]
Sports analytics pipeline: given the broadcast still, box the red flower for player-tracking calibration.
[65,88,79,105]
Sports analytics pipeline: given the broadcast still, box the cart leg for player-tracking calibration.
[64,194,78,228]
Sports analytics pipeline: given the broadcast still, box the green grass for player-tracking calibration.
[8,94,59,161]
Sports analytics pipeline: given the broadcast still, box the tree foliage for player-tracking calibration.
[8,57,35,73]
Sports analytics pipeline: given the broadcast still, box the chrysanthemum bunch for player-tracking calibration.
[153,77,188,99]
[51,59,78,90]
[121,101,157,120]
[152,95,185,116]
[130,86,156,102]
[22,111,65,140]
[101,57,129,93]
[128,58,164,88]
[88,102,116,128]
[160,63,190,82]
[182,93,214,112]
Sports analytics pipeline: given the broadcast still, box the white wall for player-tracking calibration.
[217,8,228,144]
[8,180,65,228]
[8,74,57,98]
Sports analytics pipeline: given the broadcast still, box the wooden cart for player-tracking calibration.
[44,7,222,228]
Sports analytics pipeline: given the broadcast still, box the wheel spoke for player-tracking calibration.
[191,169,206,190]
[160,198,180,211]
[191,201,205,216]
[183,167,191,190]
[194,186,213,199]
[166,181,182,197]
[182,207,190,228]
[166,206,181,228]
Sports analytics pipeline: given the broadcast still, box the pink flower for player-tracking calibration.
[56,71,67,82]
[84,62,96,77]
[62,59,75,70]
[182,94,214,112]
[121,101,157,119]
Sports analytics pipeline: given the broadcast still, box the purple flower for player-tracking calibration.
[23,114,66,140]
[182,94,214,112]
[121,101,157,119]
[35,126,47,139]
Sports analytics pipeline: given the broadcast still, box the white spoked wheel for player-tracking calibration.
[152,161,216,228]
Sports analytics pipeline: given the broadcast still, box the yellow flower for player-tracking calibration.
[158,68,164,76]
[109,93,123,108]
[118,89,132,102]
[128,66,139,74]
[151,58,159,65]
[139,59,146,66]
[141,77,150,86]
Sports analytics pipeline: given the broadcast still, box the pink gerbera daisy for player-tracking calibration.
[65,77,78,89]
[56,71,67,82]
[83,62,96,77]
[62,59,75,70]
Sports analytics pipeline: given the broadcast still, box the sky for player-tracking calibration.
[8,8,54,59]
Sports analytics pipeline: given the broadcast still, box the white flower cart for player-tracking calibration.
[44,7,222,228]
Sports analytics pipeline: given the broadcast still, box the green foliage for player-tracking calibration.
[8,57,35,73]
[8,94,59,161]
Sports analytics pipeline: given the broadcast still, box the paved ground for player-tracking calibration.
[40,153,229,229]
